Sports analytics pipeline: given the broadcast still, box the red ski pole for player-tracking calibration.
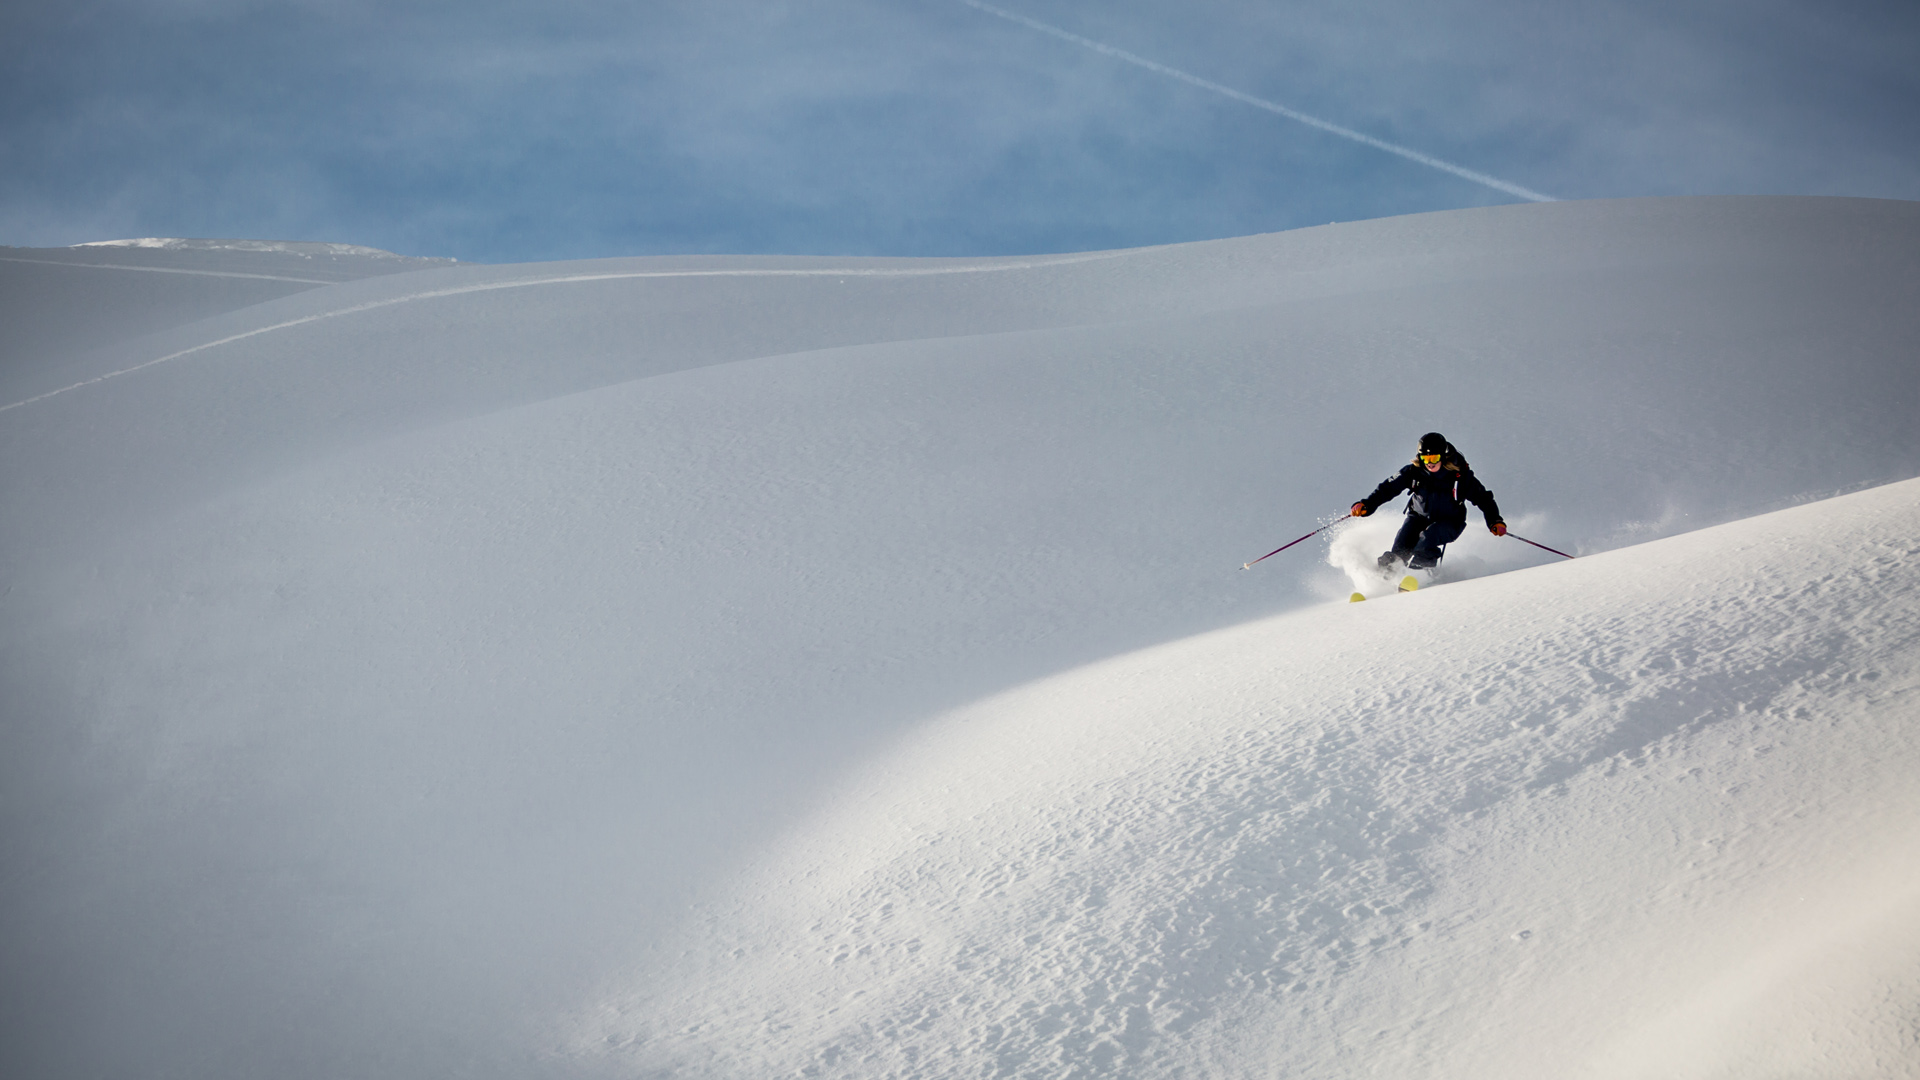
[1242,514,1352,570]
[1508,532,1576,559]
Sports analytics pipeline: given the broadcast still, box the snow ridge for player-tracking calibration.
[0,250,1131,413]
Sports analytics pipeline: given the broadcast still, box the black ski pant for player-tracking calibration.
[1392,513,1464,569]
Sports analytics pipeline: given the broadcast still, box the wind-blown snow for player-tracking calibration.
[2,196,1917,1079]
[72,238,427,258]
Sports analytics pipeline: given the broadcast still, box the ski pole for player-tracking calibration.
[1507,532,1576,559]
[1242,514,1352,570]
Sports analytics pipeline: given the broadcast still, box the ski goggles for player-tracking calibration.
[1419,452,1443,465]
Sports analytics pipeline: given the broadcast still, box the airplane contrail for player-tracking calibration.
[959,0,1555,203]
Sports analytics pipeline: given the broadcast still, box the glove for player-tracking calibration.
[1351,502,1370,518]
[1490,521,1507,537]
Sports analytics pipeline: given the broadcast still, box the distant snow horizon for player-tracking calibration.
[68,237,439,259]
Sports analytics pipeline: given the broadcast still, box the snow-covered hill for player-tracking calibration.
[589,478,1920,1078]
[2,197,1916,1078]
[0,238,453,405]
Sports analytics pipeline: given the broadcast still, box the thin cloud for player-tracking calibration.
[959,0,1555,203]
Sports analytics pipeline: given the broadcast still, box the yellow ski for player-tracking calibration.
[1353,576,1421,603]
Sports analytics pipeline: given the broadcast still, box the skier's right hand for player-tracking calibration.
[1350,502,1370,518]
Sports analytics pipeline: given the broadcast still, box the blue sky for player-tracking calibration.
[2,0,1917,262]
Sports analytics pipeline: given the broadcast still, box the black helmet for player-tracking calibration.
[1418,432,1448,455]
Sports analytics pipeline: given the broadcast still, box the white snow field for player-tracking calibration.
[0,239,453,406]
[2,196,1917,1078]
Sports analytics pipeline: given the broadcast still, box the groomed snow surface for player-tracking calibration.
[2,197,1918,1078]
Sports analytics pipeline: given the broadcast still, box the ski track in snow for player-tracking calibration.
[0,251,1131,414]
[581,479,1920,1079]
[0,254,339,284]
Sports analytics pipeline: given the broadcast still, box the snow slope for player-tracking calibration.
[1,196,1917,1078]
[0,239,452,406]
[587,478,1920,1078]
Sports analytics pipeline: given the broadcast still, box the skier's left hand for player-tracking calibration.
[1489,521,1507,536]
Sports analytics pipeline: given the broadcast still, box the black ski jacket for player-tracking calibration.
[1359,452,1503,529]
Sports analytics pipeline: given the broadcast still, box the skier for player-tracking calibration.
[1350,432,1505,573]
